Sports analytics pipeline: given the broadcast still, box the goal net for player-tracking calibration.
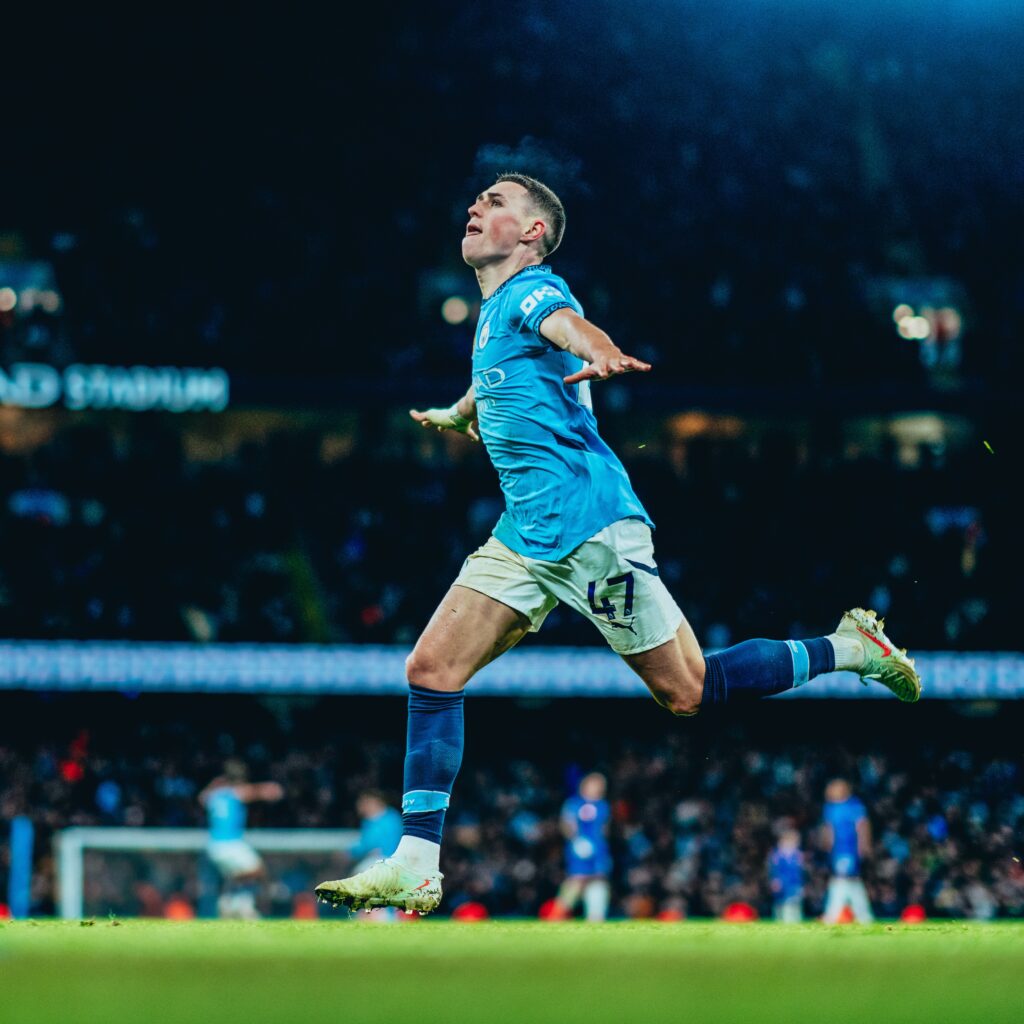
[54,827,359,919]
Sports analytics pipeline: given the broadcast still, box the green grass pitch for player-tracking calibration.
[2,919,1023,1024]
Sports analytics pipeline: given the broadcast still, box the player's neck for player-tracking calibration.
[475,251,543,300]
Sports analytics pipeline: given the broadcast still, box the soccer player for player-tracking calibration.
[556,772,613,921]
[199,759,283,919]
[315,173,921,915]
[768,828,805,923]
[821,778,874,923]
[349,790,404,873]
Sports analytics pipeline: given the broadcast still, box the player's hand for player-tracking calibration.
[410,407,480,442]
[563,350,651,385]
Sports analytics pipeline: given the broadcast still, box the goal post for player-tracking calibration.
[55,826,359,919]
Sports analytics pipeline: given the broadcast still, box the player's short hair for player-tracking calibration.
[223,759,248,783]
[494,172,566,256]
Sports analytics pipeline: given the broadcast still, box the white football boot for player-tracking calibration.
[835,607,922,702]
[315,858,443,915]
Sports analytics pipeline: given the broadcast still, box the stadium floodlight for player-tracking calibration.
[55,826,359,919]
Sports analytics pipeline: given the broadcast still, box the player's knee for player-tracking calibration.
[652,672,703,717]
[405,650,462,692]
[666,693,701,717]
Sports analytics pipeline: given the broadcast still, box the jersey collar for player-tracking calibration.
[485,264,552,302]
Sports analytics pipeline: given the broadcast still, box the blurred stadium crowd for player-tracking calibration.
[3,4,1022,392]
[1,6,1019,648]
[0,410,1013,649]
[1,698,1021,920]
[3,2,1023,930]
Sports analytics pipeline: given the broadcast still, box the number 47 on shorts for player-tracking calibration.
[587,572,634,622]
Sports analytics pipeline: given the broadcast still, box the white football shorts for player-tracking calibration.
[207,839,263,878]
[454,518,683,655]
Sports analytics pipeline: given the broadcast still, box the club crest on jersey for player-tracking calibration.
[477,320,492,350]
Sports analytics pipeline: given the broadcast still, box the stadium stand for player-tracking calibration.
[2,695,1021,920]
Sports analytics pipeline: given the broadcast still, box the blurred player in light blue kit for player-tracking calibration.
[557,773,612,921]
[199,759,283,919]
[342,790,405,922]
[768,828,805,922]
[350,791,403,873]
[822,778,874,923]
[315,173,921,915]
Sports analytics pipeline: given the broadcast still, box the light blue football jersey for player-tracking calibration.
[471,265,652,560]
[207,786,246,841]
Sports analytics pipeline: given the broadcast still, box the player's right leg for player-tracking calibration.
[557,877,585,917]
[582,879,611,922]
[849,879,875,923]
[823,877,850,923]
[317,549,548,914]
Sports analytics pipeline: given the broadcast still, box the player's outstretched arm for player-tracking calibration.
[539,308,652,385]
[237,782,285,804]
[410,385,479,441]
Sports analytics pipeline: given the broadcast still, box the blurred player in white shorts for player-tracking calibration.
[557,773,613,921]
[821,778,874,923]
[200,759,283,919]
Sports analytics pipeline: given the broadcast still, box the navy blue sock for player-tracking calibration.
[701,637,835,706]
[401,684,465,843]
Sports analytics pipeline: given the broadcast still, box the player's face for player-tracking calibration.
[580,774,607,801]
[462,183,538,267]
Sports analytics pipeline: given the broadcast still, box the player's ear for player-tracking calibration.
[522,219,546,246]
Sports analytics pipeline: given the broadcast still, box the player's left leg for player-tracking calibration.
[624,610,921,713]
[621,619,844,716]
[582,879,610,922]
[533,520,921,711]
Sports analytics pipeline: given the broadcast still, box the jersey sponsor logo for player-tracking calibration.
[475,367,507,389]
[519,285,565,316]
[477,319,492,350]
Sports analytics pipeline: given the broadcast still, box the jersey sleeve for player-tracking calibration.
[507,275,578,339]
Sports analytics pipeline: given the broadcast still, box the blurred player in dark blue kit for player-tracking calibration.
[557,773,612,921]
[199,760,283,919]
[316,174,921,915]
[768,828,805,922]
[822,778,874,923]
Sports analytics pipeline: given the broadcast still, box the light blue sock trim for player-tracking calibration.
[402,790,451,813]
[786,640,810,688]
